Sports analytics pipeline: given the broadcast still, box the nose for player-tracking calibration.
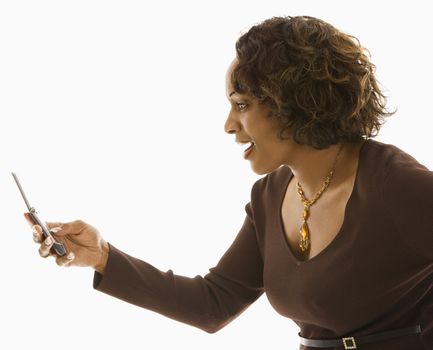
[224,110,240,135]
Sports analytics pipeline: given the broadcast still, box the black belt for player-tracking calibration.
[298,324,422,349]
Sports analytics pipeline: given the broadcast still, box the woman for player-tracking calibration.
[25,16,433,349]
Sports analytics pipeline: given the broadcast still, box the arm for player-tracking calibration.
[93,201,264,333]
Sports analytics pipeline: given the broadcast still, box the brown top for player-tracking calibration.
[94,139,433,349]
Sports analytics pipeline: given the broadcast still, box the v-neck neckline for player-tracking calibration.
[278,139,370,266]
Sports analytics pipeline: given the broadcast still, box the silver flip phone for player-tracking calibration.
[12,172,67,256]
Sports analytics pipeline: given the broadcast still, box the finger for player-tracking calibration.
[24,212,36,227]
[33,231,42,243]
[32,225,43,243]
[32,224,42,234]
[55,252,75,267]
[31,225,61,244]
[38,236,54,258]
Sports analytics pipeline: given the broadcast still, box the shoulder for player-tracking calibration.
[375,138,433,210]
[250,165,292,202]
[379,141,432,186]
[360,139,431,181]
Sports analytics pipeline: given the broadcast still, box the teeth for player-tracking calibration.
[240,143,249,150]
[240,142,254,151]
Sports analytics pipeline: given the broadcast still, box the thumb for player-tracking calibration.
[46,221,67,236]
[48,221,82,237]
[46,221,63,229]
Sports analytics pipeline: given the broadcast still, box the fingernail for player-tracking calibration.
[67,252,74,260]
[50,227,63,233]
[45,237,52,245]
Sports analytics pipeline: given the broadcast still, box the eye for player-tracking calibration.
[236,102,247,112]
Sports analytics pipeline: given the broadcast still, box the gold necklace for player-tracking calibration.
[295,144,344,253]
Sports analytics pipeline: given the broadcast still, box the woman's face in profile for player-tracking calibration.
[224,59,294,175]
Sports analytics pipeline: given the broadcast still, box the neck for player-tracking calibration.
[286,140,362,198]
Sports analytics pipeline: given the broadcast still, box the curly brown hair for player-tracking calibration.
[231,15,397,149]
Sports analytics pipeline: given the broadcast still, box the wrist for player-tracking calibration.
[94,240,109,274]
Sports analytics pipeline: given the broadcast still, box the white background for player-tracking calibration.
[1,1,432,349]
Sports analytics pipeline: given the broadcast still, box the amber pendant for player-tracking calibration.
[299,221,310,252]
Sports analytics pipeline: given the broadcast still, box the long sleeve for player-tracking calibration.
[382,148,433,261]
[93,199,265,333]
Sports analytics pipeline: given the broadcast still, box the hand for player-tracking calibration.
[24,213,109,273]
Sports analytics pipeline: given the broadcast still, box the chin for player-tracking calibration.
[250,163,282,176]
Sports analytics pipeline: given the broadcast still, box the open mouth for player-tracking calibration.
[243,142,254,154]
[240,141,255,158]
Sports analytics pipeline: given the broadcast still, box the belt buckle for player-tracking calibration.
[342,336,357,349]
